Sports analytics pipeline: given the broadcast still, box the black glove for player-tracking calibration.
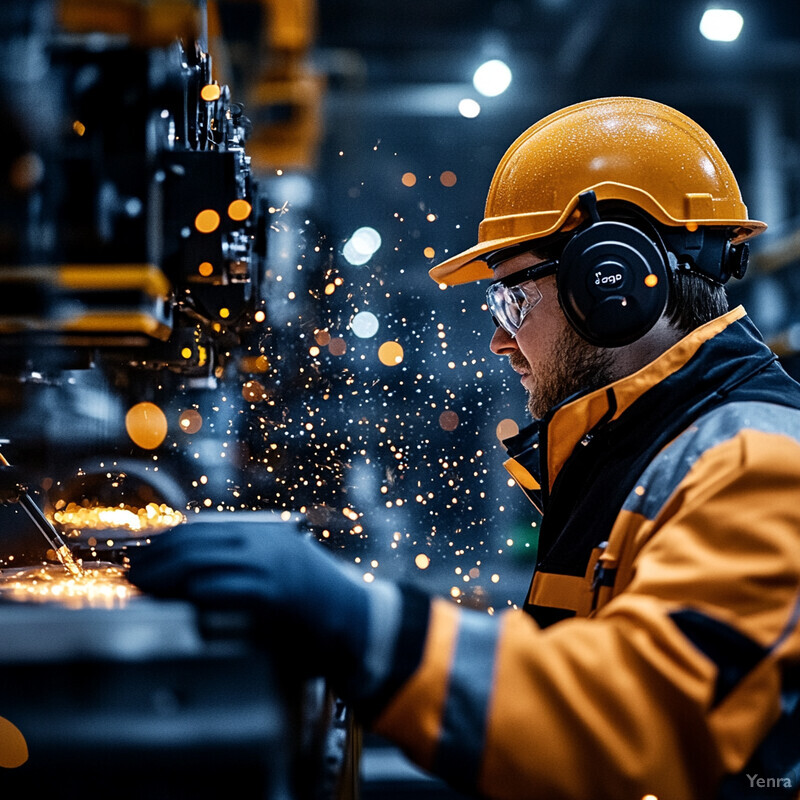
[0,465,26,505]
[126,517,407,701]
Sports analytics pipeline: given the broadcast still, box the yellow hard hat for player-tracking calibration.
[429,96,766,286]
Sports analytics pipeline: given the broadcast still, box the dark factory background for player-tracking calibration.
[1,1,800,798]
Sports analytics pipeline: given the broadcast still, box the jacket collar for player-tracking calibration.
[502,306,753,509]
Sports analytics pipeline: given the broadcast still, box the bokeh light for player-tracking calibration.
[178,408,203,434]
[378,341,404,366]
[200,83,221,101]
[125,402,168,449]
[194,209,220,233]
[242,380,268,402]
[350,311,380,338]
[496,418,520,442]
[227,199,252,221]
[699,8,744,42]
[439,410,460,431]
[458,98,481,118]
[329,337,347,356]
[440,170,457,187]
[473,59,513,97]
[343,226,382,265]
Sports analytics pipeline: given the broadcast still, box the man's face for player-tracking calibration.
[489,250,616,419]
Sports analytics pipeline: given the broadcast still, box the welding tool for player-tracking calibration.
[0,453,84,578]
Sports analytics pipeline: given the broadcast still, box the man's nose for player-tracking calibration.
[490,325,517,355]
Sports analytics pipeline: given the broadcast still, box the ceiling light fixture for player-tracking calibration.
[458,98,481,118]
[699,8,744,42]
[472,59,513,97]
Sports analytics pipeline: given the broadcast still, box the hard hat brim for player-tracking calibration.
[429,234,538,286]
[429,193,766,286]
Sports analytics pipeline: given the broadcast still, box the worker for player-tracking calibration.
[127,97,800,799]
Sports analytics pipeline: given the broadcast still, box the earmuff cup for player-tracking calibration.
[556,218,670,347]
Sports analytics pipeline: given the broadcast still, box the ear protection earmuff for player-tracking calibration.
[556,191,670,347]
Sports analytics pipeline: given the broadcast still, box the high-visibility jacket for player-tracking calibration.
[362,307,800,800]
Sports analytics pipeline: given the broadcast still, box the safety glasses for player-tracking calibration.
[486,259,558,337]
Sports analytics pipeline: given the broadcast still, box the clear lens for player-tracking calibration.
[486,280,543,336]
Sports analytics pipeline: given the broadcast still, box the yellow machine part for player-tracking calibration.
[58,0,202,46]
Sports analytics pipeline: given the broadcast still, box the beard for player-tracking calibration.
[510,325,617,420]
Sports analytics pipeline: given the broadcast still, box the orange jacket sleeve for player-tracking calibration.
[369,426,800,799]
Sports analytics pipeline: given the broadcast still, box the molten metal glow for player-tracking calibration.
[53,502,186,534]
[0,564,138,609]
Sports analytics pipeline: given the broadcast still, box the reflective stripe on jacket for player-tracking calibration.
[369,307,800,800]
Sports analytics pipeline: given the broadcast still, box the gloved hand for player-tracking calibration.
[126,516,406,702]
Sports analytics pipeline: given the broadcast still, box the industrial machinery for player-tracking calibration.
[0,2,353,797]
[0,0,269,474]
